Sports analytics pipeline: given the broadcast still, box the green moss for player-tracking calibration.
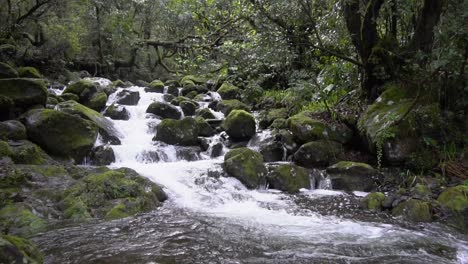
[0,204,47,236]
[146,80,165,93]
[437,185,468,212]
[112,79,126,88]
[217,82,241,100]
[224,148,266,189]
[259,108,289,129]
[10,141,50,165]
[170,96,193,106]
[63,79,96,96]
[60,93,80,102]
[0,140,13,157]
[87,92,107,112]
[105,202,129,220]
[362,192,385,211]
[0,78,48,108]
[17,67,42,78]
[63,198,91,220]
[392,199,432,222]
[0,168,27,188]
[267,164,310,193]
[185,90,198,99]
[154,117,199,146]
[217,100,250,115]
[0,62,18,78]
[1,235,44,264]
[269,118,288,129]
[222,110,256,141]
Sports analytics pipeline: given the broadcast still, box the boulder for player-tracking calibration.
[287,112,352,144]
[217,82,241,100]
[326,161,381,192]
[23,109,98,162]
[146,101,182,120]
[170,96,196,106]
[196,108,216,119]
[217,100,250,115]
[180,100,198,116]
[176,146,202,161]
[90,145,116,165]
[63,79,97,103]
[224,148,267,189]
[196,117,216,137]
[163,94,176,102]
[270,118,288,129]
[0,62,18,79]
[55,100,121,144]
[260,141,285,162]
[154,117,199,146]
[180,75,207,86]
[116,90,140,105]
[293,140,343,168]
[0,235,43,264]
[223,110,256,141]
[437,185,468,231]
[185,90,198,99]
[0,78,47,109]
[0,120,27,140]
[104,104,130,120]
[146,80,164,93]
[167,86,179,96]
[87,91,107,112]
[267,164,310,193]
[259,108,289,129]
[210,142,224,158]
[0,140,12,158]
[60,93,80,102]
[17,67,41,78]
[361,192,386,211]
[392,199,432,222]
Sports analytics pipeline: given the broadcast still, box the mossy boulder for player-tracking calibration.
[60,92,80,102]
[437,185,468,231]
[287,113,352,144]
[0,78,47,109]
[115,90,140,105]
[293,140,343,168]
[259,108,289,129]
[0,62,18,79]
[23,109,98,162]
[146,80,165,93]
[0,140,13,158]
[104,104,130,120]
[9,140,54,165]
[223,110,256,142]
[17,67,41,78]
[63,79,97,103]
[196,108,216,119]
[0,120,27,140]
[0,235,43,264]
[224,148,267,189]
[170,96,196,106]
[361,192,386,211]
[392,199,432,222]
[180,100,198,116]
[267,164,310,193]
[60,168,167,221]
[87,91,107,112]
[196,117,215,137]
[217,100,250,115]
[326,161,381,192]
[146,101,182,120]
[185,90,198,99]
[55,100,121,144]
[154,117,199,146]
[217,82,241,100]
[270,118,288,129]
[0,204,46,236]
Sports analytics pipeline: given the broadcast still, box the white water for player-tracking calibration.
[104,86,468,263]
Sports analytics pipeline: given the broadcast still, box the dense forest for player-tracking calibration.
[0,0,467,263]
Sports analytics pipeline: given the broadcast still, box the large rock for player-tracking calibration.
[267,164,310,193]
[293,140,343,168]
[9,140,55,165]
[287,112,352,144]
[0,78,47,109]
[87,91,107,112]
[55,100,121,144]
[224,148,267,189]
[146,101,182,120]
[0,120,27,140]
[180,75,208,86]
[0,235,43,264]
[222,110,256,141]
[361,192,386,211]
[260,141,285,162]
[196,108,216,119]
[437,185,468,231]
[326,161,381,192]
[259,108,288,129]
[154,117,199,146]
[217,82,241,100]
[180,100,198,116]
[196,117,215,137]
[63,79,97,103]
[104,104,130,120]
[23,109,98,162]
[0,62,18,78]
[167,86,179,96]
[217,99,250,115]
[146,80,164,93]
[392,199,432,222]
[116,90,140,105]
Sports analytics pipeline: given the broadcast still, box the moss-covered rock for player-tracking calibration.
[154,117,199,146]
[361,192,386,211]
[0,62,18,79]
[217,100,250,116]
[287,112,352,144]
[326,161,381,192]
[217,82,241,100]
[0,235,43,264]
[259,141,285,162]
[259,108,289,129]
[23,109,98,162]
[146,80,165,93]
[55,100,121,145]
[0,204,46,236]
[170,96,197,106]
[293,140,343,168]
[146,101,182,120]
[267,164,310,193]
[0,78,47,109]
[223,110,256,141]
[63,79,97,103]
[392,199,432,222]
[9,140,54,165]
[104,104,130,120]
[0,120,27,140]
[112,79,126,88]
[0,140,13,158]
[59,92,80,102]
[224,148,267,189]
[269,118,288,129]
[196,108,216,119]
[438,185,468,212]
[87,91,107,112]
[180,100,198,116]
[17,67,42,78]
[185,90,198,99]
[196,117,215,137]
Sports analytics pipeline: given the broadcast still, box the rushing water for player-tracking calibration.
[35,83,468,263]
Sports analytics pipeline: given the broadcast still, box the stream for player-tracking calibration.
[35,83,468,263]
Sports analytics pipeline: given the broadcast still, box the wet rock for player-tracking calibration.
[260,141,285,162]
[217,100,250,115]
[392,199,432,222]
[90,145,115,165]
[196,108,216,119]
[206,119,223,128]
[0,235,43,264]
[9,140,54,165]
[274,129,298,155]
[170,96,197,107]
[361,192,385,211]
[269,118,288,129]
[0,62,18,78]
[87,91,107,112]
[0,140,13,158]
[0,78,48,110]
[210,142,224,158]
[135,80,149,87]
[116,90,140,105]
[259,108,288,129]
[46,96,59,107]
[154,117,199,146]
[326,161,381,192]
[180,100,198,116]
[176,146,202,161]
[217,82,241,100]
[104,104,130,120]
[163,94,176,102]
[138,150,161,163]
[0,203,47,236]
[293,140,343,168]
[146,101,182,120]
[145,80,164,93]
[267,164,310,193]
[180,75,208,86]
[222,110,256,142]
[0,120,27,140]
[196,117,216,137]
[63,79,97,103]
[17,67,41,78]
[112,79,127,88]
[167,86,179,96]
[437,185,468,231]
[224,148,267,189]
[23,109,98,162]
[60,92,80,102]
